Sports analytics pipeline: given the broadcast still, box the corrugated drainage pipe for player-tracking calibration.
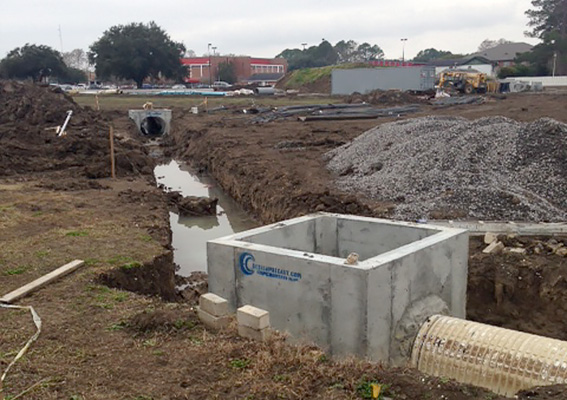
[411,315,567,397]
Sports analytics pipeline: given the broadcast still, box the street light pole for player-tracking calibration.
[208,43,212,85]
[212,46,217,82]
[401,38,408,64]
[553,51,558,77]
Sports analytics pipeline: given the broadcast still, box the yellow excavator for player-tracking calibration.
[438,69,488,94]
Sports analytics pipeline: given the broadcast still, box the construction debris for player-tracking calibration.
[483,241,505,254]
[250,103,420,124]
[431,96,485,107]
[326,116,567,222]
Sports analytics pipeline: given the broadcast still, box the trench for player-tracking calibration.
[154,159,257,276]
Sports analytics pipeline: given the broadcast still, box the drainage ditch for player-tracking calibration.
[154,159,257,276]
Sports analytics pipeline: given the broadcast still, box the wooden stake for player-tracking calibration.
[109,126,116,179]
[95,95,100,111]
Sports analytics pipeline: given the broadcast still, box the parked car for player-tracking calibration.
[172,84,187,89]
[211,81,232,89]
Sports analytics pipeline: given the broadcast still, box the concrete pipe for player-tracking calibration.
[254,87,276,95]
[411,315,567,397]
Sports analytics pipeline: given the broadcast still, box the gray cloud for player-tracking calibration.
[1,0,538,60]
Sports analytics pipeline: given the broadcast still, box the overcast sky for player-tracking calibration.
[1,0,538,60]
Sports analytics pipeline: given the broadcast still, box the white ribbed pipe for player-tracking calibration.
[411,315,567,397]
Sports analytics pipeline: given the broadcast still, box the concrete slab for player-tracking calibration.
[199,293,229,317]
[237,325,271,341]
[207,213,468,366]
[196,306,231,330]
[237,305,270,330]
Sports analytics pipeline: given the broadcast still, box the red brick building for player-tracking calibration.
[181,56,287,84]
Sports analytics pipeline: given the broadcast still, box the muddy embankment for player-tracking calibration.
[166,117,387,224]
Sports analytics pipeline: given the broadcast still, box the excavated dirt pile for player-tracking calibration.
[0,80,151,178]
[326,116,567,221]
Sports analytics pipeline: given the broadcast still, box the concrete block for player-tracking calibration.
[238,325,271,341]
[199,293,229,317]
[504,247,527,255]
[483,241,504,254]
[197,307,231,330]
[484,232,498,244]
[237,305,270,330]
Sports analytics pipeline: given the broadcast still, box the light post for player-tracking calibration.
[212,46,217,82]
[401,38,408,64]
[553,51,558,77]
[208,43,212,85]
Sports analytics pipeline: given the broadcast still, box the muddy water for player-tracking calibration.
[154,160,257,276]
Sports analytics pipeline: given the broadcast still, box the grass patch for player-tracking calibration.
[0,204,14,212]
[139,234,153,242]
[229,358,251,369]
[3,265,31,276]
[35,249,50,258]
[113,292,129,302]
[282,63,368,89]
[120,261,142,270]
[86,284,111,293]
[356,379,389,399]
[65,230,89,237]
[107,255,135,265]
[107,321,128,331]
[84,258,100,266]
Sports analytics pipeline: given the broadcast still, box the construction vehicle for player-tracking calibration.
[438,69,488,94]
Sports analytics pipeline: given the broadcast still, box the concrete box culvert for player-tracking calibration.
[128,109,172,136]
[207,213,468,365]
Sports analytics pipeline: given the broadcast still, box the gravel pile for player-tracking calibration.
[325,116,567,222]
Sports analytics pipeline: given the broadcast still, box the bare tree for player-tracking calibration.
[477,39,512,52]
[62,48,89,70]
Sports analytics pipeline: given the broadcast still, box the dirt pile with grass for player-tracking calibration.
[0,80,151,178]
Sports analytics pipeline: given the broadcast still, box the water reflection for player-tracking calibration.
[154,160,257,275]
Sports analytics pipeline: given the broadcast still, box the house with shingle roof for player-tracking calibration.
[473,42,533,68]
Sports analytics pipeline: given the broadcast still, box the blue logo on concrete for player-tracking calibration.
[239,252,255,276]
[238,252,302,282]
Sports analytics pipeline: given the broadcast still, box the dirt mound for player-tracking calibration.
[344,89,427,105]
[0,80,152,178]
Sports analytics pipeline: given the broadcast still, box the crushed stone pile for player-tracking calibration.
[326,116,567,222]
[0,80,151,178]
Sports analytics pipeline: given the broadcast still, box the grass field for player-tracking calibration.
[73,93,340,111]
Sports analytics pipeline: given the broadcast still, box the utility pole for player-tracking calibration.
[208,43,212,85]
[58,25,64,53]
[212,46,217,82]
[401,38,408,64]
[301,43,307,51]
